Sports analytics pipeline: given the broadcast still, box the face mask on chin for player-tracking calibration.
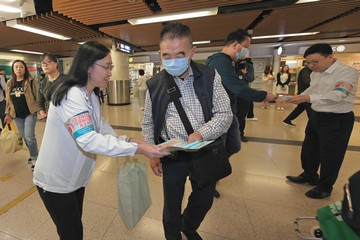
[236,46,249,60]
[162,57,190,77]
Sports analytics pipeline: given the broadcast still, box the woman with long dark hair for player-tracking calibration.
[275,64,291,110]
[33,41,168,239]
[5,60,38,169]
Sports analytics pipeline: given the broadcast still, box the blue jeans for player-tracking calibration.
[13,113,38,160]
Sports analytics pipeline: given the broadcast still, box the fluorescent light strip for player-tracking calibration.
[193,41,211,45]
[296,0,320,4]
[0,4,22,13]
[252,32,319,39]
[11,49,43,55]
[6,20,71,40]
[128,7,218,25]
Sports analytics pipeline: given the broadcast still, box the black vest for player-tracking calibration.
[147,61,215,144]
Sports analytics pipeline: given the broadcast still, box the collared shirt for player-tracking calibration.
[302,60,359,113]
[142,67,232,144]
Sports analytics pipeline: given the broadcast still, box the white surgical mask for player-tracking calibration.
[162,57,190,77]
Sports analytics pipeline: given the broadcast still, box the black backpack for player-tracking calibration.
[342,170,360,236]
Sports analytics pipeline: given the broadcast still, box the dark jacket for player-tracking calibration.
[146,61,215,144]
[297,66,312,94]
[206,53,266,113]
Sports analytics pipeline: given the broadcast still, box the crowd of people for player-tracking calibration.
[0,22,358,240]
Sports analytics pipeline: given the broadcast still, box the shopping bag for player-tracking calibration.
[117,157,152,230]
[0,123,22,154]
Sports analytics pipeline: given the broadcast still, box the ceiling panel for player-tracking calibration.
[53,0,153,25]
[253,1,360,37]
[0,0,359,57]
[100,11,261,52]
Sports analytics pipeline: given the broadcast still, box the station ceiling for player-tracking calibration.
[0,0,359,57]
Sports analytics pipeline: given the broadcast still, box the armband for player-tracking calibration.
[334,87,350,95]
[65,111,94,139]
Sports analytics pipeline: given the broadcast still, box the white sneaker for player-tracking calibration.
[246,117,258,121]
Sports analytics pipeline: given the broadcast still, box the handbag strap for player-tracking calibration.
[165,75,194,136]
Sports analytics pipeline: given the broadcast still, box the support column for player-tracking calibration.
[272,48,281,93]
[107,43,131,105]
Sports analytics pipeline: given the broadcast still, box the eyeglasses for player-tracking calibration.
[305,57,326,66]
[41,60,55,65]
[95,63,114,72]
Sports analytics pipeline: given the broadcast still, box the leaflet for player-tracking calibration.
[157,138,214,152]
[277,95,292,101]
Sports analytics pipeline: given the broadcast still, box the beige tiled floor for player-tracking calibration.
[0,98,359,240]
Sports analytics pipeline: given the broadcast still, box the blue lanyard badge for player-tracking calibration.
[65,111,94,139]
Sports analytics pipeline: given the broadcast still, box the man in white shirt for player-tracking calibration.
[286,43,359,199]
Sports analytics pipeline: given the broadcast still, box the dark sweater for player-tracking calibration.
[206,53,266,112]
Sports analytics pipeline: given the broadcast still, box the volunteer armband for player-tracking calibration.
[65,111,94,139]
[334,82,353,96]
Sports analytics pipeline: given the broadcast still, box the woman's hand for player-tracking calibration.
[136,142,169,160]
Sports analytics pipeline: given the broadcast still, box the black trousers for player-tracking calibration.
[161,154,216,240]
[247,101,254,118]
[284,102,312,121]
[300,111,354,192]
[236,97,250,136]
[37,186,85,240]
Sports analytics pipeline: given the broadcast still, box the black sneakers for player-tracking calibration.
[283,119,296,127]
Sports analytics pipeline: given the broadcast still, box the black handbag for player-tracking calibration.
[165,76,232,188]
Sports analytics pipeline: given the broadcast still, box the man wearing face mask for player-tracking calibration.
[206,29,276,156]
[142,22,233,240]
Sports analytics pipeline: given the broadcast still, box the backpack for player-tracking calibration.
[342,170,360,236]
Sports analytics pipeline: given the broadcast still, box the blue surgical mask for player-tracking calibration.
[162,57,190,77]
[236,47,249,60]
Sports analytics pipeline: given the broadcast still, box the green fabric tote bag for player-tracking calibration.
[117,157,152,230]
